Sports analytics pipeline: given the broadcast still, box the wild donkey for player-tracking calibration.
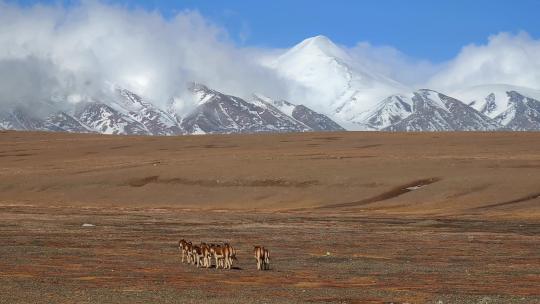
[200,242,212,268]
[178,239,189,263]
[192,245,205,268]
[210,244,226,269]
[223,243,237,269]
[179,239,238,270]
[254,246,270,270]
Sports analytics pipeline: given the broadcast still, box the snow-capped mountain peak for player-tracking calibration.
[356,94,414,130]
[383,90,499,131]
[416,89,451,110]
[187,83,220,105]
[252,94,296,117]
[452,84,540,119]
[285,35,350,61]
[268,35,355,104]
[266,35,410,130]
[450,84,540,130]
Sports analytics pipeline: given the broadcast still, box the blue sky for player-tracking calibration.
[9,0,540,62]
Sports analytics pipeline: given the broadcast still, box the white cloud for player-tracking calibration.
[0,1,287,114]
[347,42,441,87]
[428,32,540,92]
[342,32,540,93]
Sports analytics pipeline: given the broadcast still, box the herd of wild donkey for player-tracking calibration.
[178,239,270,271]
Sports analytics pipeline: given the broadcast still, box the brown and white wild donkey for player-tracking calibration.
[178,239,189,263]
[210,244,226,269]
[192,245,206,268]
[200,242,212,268]
[179,239,238,270]
[253,246,270,270]
[223,243,237,269]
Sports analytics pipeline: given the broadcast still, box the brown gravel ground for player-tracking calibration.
[1,131,540,303]
[0,205,539,303]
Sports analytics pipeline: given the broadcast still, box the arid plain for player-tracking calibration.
[1,131,539,303]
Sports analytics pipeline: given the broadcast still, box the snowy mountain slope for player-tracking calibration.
[291,105,345,131]
[73,102,149,135]
[44,111,94,133]
[355,94,414,130]
[384,90,499,131]
[0,93,169,135]
[452,84,540,119]
[253,95,344,131]
[0,108,48,131]
[45,86,186,135]
[112,88,182,135]
[493,91,540,130]
[258,97,296,117]
[266,35,410,129]
[179,84,312,134]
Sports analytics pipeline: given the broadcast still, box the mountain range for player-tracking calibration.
[0,83,344,135]
[1,35,540,134]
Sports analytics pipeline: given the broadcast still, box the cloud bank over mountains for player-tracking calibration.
[0,1,288,113]
[428,32,540,93]
[1,1,540,117]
